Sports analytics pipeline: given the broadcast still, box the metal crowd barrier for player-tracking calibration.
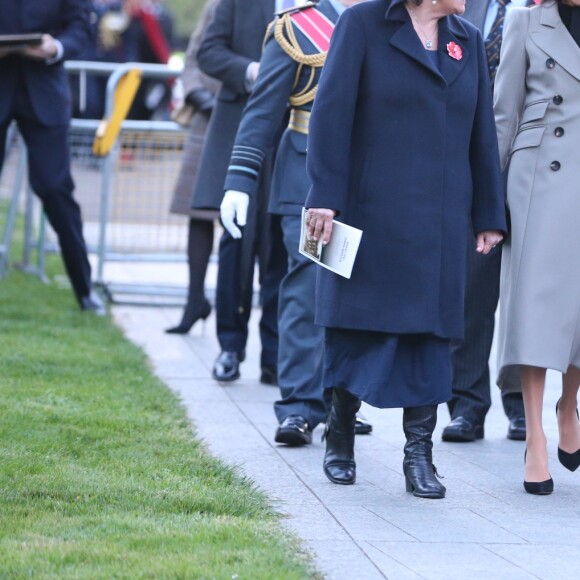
[0,61,199,304]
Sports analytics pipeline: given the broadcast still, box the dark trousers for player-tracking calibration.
[215,209,286,367]
[449,241,524,424]
[273,214,331,429]
[0,114,91,302]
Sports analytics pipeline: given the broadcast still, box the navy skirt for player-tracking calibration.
[324,328,452,409]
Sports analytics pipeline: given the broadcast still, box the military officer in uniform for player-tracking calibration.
[220,0,371,445]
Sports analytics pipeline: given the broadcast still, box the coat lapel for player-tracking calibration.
[387,1,442,79]
[260,0,275,27]
[530,0,580,82]
[437,16,469,87]
[386,0,469,86]
[463,0,491,31]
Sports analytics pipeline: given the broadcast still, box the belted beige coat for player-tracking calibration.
[494,0,580,388]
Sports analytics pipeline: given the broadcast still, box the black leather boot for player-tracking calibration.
[402,405,446,499]
[323,388,361,485]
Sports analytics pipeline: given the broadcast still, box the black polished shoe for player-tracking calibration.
[212,350,245,382]
[441,416,484,442]
[275,415,312,446]
[507,416,527,441]
[79,291,107,316]
[260,364,278,386]
[354,414,373,435]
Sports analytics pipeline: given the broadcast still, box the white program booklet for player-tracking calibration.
[299,207,363,279]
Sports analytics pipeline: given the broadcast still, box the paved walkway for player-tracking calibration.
[114,301,580,580]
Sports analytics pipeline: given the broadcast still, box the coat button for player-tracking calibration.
[553,94,563,105]
[554,127,564,137]
[550,161,561,171]
[546,58,556,69]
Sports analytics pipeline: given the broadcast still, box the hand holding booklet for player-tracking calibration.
[299,207,362,279]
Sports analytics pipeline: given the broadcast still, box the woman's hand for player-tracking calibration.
[306,208,336,246]
[476,230,504,255]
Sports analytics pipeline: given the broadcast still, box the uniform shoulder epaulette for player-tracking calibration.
[272,1,334,59]
[275,1,317,17]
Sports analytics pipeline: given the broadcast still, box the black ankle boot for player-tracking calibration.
[403,405,446,499]
[323,388,361,485]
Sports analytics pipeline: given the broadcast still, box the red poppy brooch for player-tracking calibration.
[447,42,463,61]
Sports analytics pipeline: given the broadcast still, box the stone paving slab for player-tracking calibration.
[114,304,580,579]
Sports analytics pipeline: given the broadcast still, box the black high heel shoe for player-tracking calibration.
[165,299,211,334]
[556,399,580,472]
[523,450,553,495]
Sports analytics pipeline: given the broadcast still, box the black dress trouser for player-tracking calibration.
[0,109,91,302]
[215,206,286,368]
[449,239,524,425]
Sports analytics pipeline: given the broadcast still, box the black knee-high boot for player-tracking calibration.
[402,405,446,499]
[323,388,361,485]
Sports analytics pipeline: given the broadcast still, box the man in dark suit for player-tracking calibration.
[221,0,372,445]
[443,0,527,443]
[0,0,104,314]
[195,0,288,385]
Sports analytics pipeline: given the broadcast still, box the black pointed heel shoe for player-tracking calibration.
[556,399,580,472]
[165,299,211,334]
[523,450,553,495]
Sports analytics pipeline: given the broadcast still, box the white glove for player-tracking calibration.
[220,190,250,239]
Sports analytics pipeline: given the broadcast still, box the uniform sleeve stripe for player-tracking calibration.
[228,165,260,177]
[233,145,265,158]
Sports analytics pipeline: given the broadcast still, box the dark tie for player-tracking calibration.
[485,0,511,87]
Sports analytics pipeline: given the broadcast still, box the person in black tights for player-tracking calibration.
[165,0,220,334]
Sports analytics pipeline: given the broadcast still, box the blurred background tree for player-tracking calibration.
[166,0,205,43]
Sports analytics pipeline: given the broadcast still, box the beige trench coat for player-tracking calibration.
[494,0,580,388]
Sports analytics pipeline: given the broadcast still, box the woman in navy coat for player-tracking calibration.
[305,0,507,498]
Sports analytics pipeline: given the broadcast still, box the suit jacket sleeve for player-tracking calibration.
[197,0,254,95]
[469,30,508,236]
[54,0,91,62]
[304,8,365,215]
[493,8,529,170]
[223,36,298,196]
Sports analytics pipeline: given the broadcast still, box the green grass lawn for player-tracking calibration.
[0,242,314,577]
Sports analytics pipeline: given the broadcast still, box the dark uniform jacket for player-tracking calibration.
[0,0,90,127]
[192,0,276,210]
[462,0,491,30]
[305,0,507,339]
[224,0,339,216]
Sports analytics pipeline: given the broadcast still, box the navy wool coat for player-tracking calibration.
[304,0,507,340]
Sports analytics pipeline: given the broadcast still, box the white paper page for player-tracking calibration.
[299,207,363,279]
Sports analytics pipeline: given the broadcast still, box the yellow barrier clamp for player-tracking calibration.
[92,68,142,156]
